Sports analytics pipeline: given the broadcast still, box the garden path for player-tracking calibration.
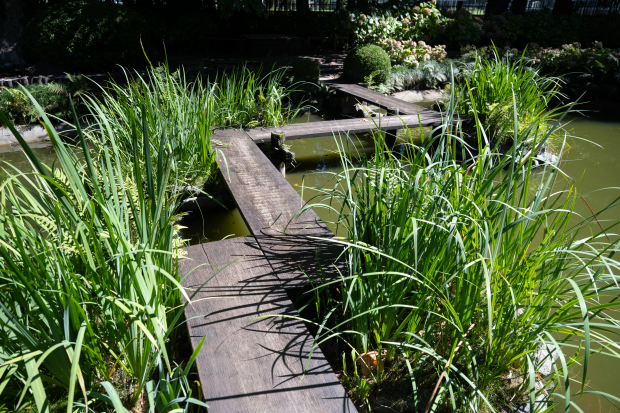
[180,85,445,412]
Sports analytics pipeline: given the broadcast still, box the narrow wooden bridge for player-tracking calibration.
[180,84,443,412]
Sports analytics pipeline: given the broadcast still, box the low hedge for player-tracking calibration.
[291,59,321,83]
[344,44,391,84]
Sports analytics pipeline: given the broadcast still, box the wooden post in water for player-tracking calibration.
[271,130,287,177]
[386,107,399,149]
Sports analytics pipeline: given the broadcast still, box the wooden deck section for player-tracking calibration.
[181,85,447,411]
[245,113,443,143]
[181,129,354,412]
[329,82,435,116]
[215,128,344,288]
[181,237,354,412]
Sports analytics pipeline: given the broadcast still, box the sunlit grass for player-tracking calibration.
[294,73,620,412]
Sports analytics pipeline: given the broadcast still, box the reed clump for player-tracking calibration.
[0,93,208,411]
[450,50,570,148]
[0,61,305,411]
[296,76,620,412]
[85,62,304,187]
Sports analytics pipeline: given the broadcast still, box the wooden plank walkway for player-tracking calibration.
[181,87,448,411]
[245,113,443,143]
[329,82,436,116]
[181,128,355,412]
[181,237,354,412]
[215,128,344,288]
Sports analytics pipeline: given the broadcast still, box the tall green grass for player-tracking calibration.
[85,62,304,186]
[296,74,620,411]
[0,91,206,412]
[451,50,570,148]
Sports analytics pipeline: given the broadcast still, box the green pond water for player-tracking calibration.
[1,108,619,410]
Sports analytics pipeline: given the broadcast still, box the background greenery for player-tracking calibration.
[23,0,151,72]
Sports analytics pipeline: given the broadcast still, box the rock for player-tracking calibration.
[533,146,559,166]
[536,344,559,377]
[354,102,375,118]
[393,89,444,103]
[511,392,549,413]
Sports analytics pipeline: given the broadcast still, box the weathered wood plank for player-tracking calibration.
[213,128,344,289]
[181,237,355,412]
[329,82,435,116]
[245,113,442,143]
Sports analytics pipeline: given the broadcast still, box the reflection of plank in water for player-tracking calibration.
[181,237,354,413]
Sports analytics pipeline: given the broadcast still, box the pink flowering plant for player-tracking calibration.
[442,8,483,46]
[383,39,446,66]
[349,3,446,46]
[348,3,448,68]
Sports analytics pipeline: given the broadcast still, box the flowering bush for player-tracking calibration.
[382,39,446,66]
[348,3,447,68]
[349,3,445,47]
[442,8,483,47]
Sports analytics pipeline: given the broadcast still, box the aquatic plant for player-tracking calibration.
[85,62,303,187]
[295,76,620,411]
[451,49,569,146]
[0,92,206,411]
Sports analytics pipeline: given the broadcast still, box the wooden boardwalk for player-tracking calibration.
[329,82,435,116]
[180,237,353,412]
[180,85,444,412]
[245,113,443,143]
[181,129,354,412]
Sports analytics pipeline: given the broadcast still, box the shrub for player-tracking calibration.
[23,0,150,72]
[376,60,453,93]
[344,44,391,84]
[145,12,219,54]
[348,3,446,47]
[291,59,321,83]
[383,40,446,66]
[442,8,483,47]
[0,83,71,126]
[482,12,523,47]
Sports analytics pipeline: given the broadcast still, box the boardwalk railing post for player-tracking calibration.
[271,130,287,177]
[386,107,399,149]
